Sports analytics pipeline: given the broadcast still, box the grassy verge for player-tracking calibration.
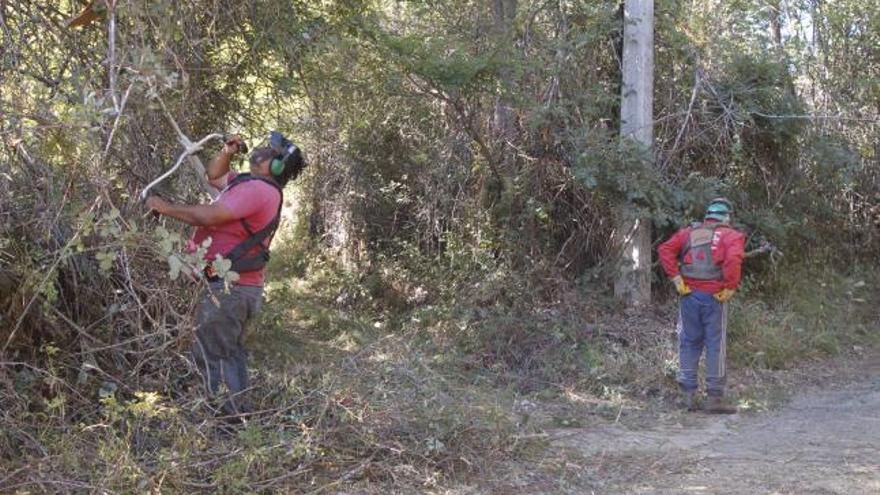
[729,266,879,369]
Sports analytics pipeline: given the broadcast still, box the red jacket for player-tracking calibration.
[658,220,746,293]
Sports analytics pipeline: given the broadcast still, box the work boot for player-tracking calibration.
[680,390,698,412]
[705,395,737,414]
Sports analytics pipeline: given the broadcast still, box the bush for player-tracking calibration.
[728,265,878,370]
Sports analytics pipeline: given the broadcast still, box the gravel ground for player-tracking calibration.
[550,353,880,494]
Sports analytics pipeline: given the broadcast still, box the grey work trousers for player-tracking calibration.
[191,281,263,413]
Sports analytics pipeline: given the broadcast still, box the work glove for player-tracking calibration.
[714,288,735,303]
[671,275,692,296]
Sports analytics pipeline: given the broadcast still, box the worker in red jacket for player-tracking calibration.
[658,198,745,414]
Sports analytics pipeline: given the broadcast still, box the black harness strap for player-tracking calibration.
[220,174,283,273]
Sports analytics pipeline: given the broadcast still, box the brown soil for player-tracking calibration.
[440,350,880,495]
[543,351,880,494]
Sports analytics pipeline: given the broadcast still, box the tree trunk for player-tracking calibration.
[614,0,654,306]
[491,0,517,143]
[769,0,783,48]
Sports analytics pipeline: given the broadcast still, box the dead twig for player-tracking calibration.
[661,67,702,171]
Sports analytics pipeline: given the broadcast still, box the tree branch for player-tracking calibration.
[155,94,221,199]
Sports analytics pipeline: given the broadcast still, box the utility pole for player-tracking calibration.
[614,0,654,306]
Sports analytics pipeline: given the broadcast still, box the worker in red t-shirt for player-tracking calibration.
[658,198,745,414]
[147,132,306,418]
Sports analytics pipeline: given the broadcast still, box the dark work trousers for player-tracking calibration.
[192,281,263,414]
[677,291,729,397]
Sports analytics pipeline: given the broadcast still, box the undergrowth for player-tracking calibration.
[3,222,879,493]
[728,265,880,370]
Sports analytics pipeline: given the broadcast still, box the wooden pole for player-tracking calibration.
[614,0,654,306]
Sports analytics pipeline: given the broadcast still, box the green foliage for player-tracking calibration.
[379,32,501,91]
[729,266,879,370]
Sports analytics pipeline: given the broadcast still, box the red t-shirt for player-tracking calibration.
[190,172,281,286]
[657,220,746,293]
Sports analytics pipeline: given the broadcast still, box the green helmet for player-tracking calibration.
[705,197,733,222]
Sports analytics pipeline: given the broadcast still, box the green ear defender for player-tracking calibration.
[270,157,285,176]
[268,131,298,177]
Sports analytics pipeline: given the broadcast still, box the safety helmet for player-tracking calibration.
[705,197,733,221]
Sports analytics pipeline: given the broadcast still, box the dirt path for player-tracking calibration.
[550,354,880,494]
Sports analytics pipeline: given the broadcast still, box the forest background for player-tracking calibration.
[1,0,878,492]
